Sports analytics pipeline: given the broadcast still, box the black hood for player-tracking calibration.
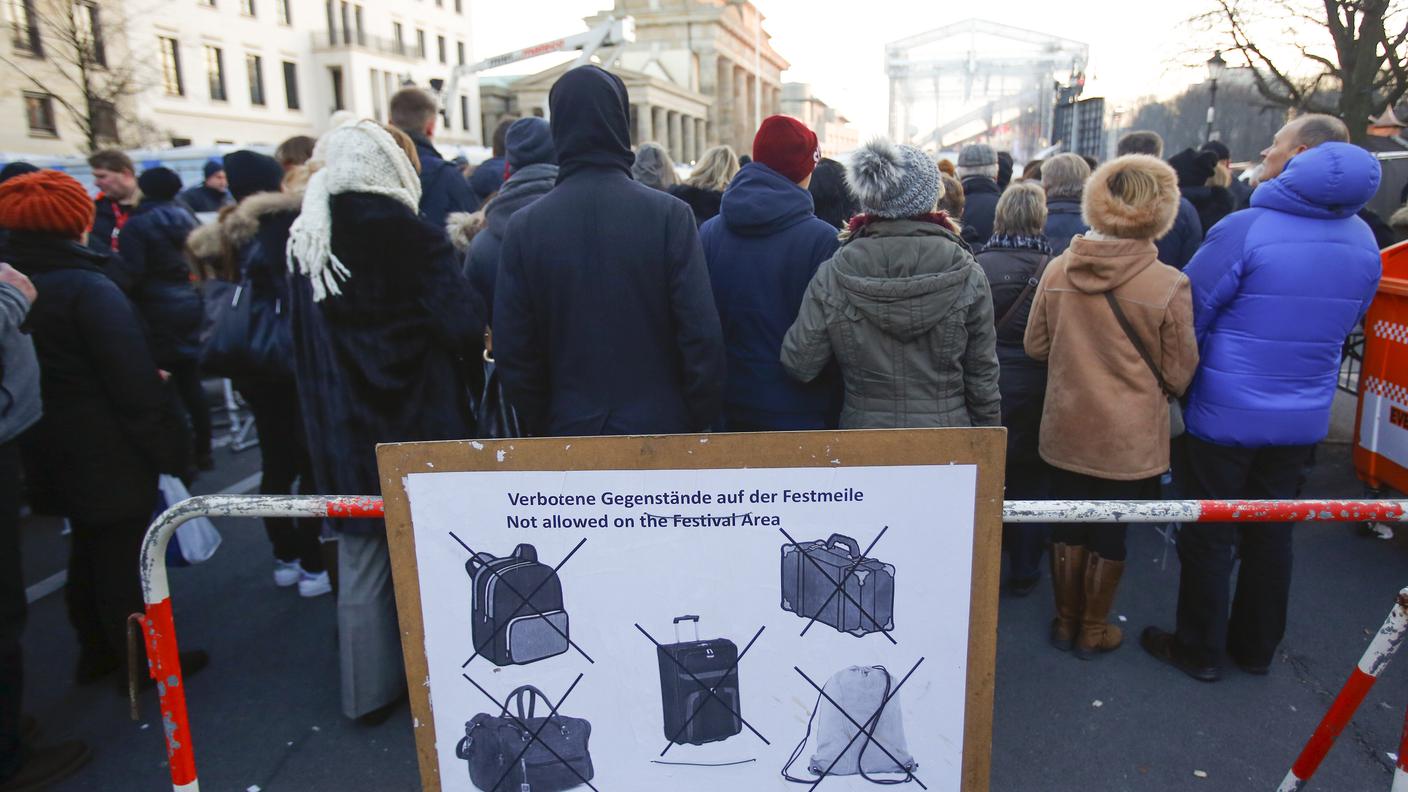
[549,66,635,182]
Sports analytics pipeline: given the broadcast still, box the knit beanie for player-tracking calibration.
[845,138,942,220]
[752,115,819,184]
[506,117,555,170]
[203,159,224,180]
[138,167,182,202]
[224,150,285,202]
[0,170,95,239]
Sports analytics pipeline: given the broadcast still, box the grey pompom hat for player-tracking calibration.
[845,138,942,220]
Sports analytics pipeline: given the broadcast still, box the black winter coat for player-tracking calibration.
[10,233,189,523]
[411,133,478,228]
[667,184,724,226]
[289,193,484,534]
[178,185,233,214]
[975,243,1049,464]
[494,66,726,437]
[114,200,204,366]
[86,194,130,255]
[465,163,558,323]
[1182,185,1237,238]
[960,176,1001,247]
[1154,197,1203,269]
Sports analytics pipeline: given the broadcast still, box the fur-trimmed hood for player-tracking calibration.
[446,210,486,253]
[187,189,303,261]
[1081,155,1180,240]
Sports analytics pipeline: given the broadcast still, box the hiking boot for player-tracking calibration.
[1073,552,1125,659]
[0,741,90,791]
[1048,543,1086,650]
[1140,627,1221,682]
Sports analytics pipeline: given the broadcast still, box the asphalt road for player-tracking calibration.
[15,425,1408,791]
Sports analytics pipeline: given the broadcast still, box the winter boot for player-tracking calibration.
[1074,552,1126,660]
[1048,543,1087,650]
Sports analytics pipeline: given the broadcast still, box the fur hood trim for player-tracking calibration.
[1081,155,1180,241]
[186,189,303,263]
[446,210,487,253]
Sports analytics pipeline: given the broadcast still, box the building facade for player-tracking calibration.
[781,82,859,158]
[1,0,481,156]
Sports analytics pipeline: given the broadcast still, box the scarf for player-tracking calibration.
[842,211,958,238]
[981,233,1052,255]
[287,120,421,301]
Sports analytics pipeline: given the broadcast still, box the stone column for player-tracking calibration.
[682,114,696,163]
[668,111,683,163]
[652,106,667,145]
[716,57,734,156]
[695,117,707,160]
[734,66,749,152]
[635,103,652,147]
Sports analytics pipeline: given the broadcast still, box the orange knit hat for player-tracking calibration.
[0,170,95,239]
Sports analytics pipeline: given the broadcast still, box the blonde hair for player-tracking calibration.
[1207,161,1232,189]
[685,145,740,192]
[993,181,1048,236]
[1041,153,1091,200]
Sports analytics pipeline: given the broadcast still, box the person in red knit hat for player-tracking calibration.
[698,114,842,431]
[0,172,208,746]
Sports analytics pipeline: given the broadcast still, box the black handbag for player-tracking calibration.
[200,279,292,379]
[478,353,522,439]
[457,685,593,792]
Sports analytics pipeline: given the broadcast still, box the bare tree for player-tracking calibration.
[1197,0,1408,144]
[2,0,146,152]
[1128,78,1290,160]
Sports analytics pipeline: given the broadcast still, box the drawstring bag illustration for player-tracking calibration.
[783,665,917,785]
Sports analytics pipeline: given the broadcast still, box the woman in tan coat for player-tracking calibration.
[1024,154,1199,659]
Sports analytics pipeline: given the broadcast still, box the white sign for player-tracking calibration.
[403,463,978,791]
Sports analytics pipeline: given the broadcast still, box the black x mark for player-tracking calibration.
[449,532,594,666]
[633,623,770,755]
[780,527,897,644]
[460,672,598,792]
[795,657,927,790]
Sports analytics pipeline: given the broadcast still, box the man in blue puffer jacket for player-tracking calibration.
[701,115,841,430]
[1142,115,1382,682]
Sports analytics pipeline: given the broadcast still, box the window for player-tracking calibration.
[159,36,183,96]
[339,1,350,44]
[454,0,461,12]
[276,0,289,24]
[239,0,254,15]
[329,66,344,111]
[171,136,193,147]
[11,0,41,55]
[391,22,403,54]
[324,0,335,44]
[23,92,55,136]
[436,35,446,64]
[282,60,299,109]
[456,40,464,66]
[435,0,441,6]
[370,67,381,121]
[205,45,226,101]
[460,95,469,131]
[199,0,215,6]
[415,28,425,59]
[75,3,105,67]
[89,97,117,140]
[353,5,364,45]
[246,53,264,105]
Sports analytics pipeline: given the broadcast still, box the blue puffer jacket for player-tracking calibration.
[701,162,842,430]
[1183,142,1382,448]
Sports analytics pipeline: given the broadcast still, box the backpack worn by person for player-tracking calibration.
[457,684,594,792]
[783,665,917,785]
[467,543,569,667]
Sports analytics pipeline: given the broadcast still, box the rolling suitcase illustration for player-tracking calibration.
[467,543,569,667]
[656,615,742,746]
[781,533,895,637]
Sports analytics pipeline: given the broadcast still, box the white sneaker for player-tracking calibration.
[274,559,303,587]
[297,570,332,598]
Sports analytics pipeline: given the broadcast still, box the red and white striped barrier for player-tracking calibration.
[135,495,1408,792]
[1277,588,1408,792]
[1394,701,1408,792]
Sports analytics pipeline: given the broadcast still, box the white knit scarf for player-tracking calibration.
[287,120,422,301]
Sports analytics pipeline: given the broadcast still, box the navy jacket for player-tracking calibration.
[410,132,477,228]
[1155,197,1203,269]
[700,162,841,430]
[114,200,204,366]
[960,176,1001,247]
[1183,142,1382,448]
[86,194,130,255]
[1044,197,1088,255]
[465,162,558,323]
[178,185,232,214]
[494,66,725,437]
[470,155,506,204]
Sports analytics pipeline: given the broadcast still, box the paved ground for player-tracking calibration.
[15,409,1408,791]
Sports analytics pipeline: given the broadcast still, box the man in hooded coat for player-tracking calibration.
[493,66,725,436]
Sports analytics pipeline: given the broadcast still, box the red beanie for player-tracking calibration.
[752,115,820,184]
[0,170,95,239]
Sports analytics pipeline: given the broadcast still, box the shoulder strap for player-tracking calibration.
[1103,292,1173,397]
[995,254,1051,334]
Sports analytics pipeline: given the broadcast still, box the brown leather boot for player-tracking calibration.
[1074,552,1126,659]
[1048,543,1087,650]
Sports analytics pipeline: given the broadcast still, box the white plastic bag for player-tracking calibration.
[159,474,222,565]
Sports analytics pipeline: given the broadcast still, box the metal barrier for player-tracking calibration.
[136,495,1408,792]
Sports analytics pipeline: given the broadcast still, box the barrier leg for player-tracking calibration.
[1393,700,1408,792]
[1278,588,1408,792]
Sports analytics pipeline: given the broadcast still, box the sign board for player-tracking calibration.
[377,429,1005,792]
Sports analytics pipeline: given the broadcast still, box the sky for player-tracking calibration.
[468,0,1270,138]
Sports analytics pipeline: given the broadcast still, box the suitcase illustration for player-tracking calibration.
[656,615,742,746]
[467,543,569,667]
[781,533,895,637]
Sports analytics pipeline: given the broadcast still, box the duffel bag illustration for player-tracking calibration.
[457,684,594,792]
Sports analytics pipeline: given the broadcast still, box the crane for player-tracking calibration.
[431,15,636,134]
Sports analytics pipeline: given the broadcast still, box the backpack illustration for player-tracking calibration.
[467,543,568,667]
[782,665,917,784]
[781,533,895,637]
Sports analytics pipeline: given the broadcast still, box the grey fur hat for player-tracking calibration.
[846,138,942,220]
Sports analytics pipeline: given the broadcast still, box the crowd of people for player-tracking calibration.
[0,62,1400,789]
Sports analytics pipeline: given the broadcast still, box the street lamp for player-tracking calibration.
[1205,50,1227,143]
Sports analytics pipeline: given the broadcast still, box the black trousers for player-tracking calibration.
[65,515,148,674]
[169,359,212,458]
[0,441,25,780]
[1003,458,1051,581]
[1174,435,1313,667]
[1048,467,1161,561]
[236,379,324,573]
